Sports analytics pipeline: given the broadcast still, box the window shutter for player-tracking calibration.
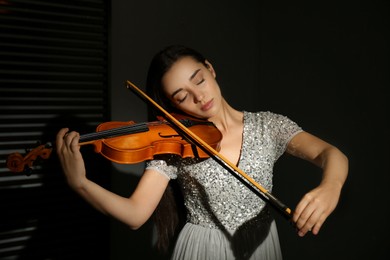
[0,0,110,259]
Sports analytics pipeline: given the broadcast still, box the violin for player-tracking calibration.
[6,114,222,174]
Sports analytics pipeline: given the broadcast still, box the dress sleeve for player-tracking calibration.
[145,155,179,180]
[264,111,303,159]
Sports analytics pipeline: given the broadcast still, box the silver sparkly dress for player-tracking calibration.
[146,111,303,260]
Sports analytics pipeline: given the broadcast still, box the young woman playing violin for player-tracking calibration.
[56,45,349,260]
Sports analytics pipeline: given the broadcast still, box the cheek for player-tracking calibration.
[174,102,189,111]
[208,81,221,97]
[175,103,197,117]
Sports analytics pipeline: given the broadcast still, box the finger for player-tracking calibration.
[63,131,79,149]
[295,198,320,236]
[69,132,80,153]
[295,203,315,230]
[297,206,319,237]
[311,212,327,235]
[56,128,69,153]
[293,195,311,223]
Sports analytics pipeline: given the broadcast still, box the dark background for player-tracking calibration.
[108,1,388,260]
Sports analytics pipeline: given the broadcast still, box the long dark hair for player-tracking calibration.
[145,45,207,254]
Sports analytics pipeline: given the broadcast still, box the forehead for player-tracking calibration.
[162,57,204,89]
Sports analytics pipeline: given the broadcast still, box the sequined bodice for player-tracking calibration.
[146,111,302,232]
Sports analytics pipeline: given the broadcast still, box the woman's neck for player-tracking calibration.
[209,99,243,134]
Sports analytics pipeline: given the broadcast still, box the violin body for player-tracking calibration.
[91,119,222,164]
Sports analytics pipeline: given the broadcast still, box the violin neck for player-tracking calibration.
[79,123,149,144]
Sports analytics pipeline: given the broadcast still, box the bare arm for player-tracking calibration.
[56,128,169,230]
[286,131,349,237]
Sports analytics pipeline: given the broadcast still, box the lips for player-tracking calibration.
[201,99,213,111]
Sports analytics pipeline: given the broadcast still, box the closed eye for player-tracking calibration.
[177,94,188,104]
[197,78,205,85]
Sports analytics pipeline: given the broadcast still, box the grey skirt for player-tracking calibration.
[171,220,283,260]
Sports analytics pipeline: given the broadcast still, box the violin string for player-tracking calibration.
[79,122,149,142]
[82,122,148,140]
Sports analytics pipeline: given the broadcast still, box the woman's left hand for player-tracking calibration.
[292,182,342,237]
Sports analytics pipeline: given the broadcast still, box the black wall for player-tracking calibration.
[109,1,388,259]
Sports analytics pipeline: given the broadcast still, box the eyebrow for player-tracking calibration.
[189,68,201,80]
[170,68,202,99]
[171,88,183,99]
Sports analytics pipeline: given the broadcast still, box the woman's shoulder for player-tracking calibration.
[244,110,287,120]
[244,110,301,129]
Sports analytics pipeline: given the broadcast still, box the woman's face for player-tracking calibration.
[161,56,222,119]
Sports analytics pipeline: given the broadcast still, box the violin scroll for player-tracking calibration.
[6,144,53,175]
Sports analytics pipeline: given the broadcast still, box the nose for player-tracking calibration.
[194,93,204,103]
[193,89,204,103]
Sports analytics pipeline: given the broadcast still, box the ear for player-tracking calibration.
[205,60,216,78]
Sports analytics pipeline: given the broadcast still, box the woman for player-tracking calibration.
[56,45,348,259]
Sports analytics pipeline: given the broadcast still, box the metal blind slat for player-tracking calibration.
[0,0,110,258]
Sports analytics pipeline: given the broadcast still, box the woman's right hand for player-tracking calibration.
[56,128,87,190]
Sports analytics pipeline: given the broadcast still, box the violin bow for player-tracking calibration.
[126,80,293,219]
